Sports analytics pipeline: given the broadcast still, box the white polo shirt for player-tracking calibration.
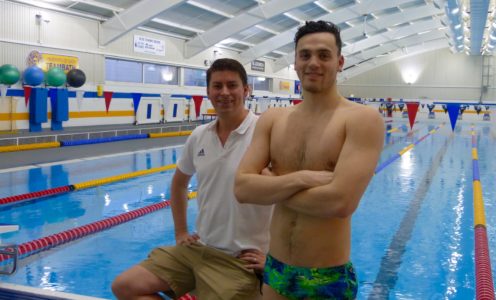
[177,111,273,256]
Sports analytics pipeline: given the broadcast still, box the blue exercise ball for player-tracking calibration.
[23,66,45,86]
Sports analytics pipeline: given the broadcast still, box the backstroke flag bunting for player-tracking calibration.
[447,104,460,131]
[131,93,142,115]
[406,102,419,129]
[0,85,7,102]
[76,90,84,111]
[24,86,32,107]
[104,91,113,114]
[192,95,203,118]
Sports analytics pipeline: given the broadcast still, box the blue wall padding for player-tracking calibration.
[60,134,148,146]
[54,89,69,121]
[30,88,48,123]
[147,104,152,119]
[173,103,178,117]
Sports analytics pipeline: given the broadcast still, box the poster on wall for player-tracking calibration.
[279,81,290,92]
[251,60,265,72]
[294,80,301,94]
[134,35,166,56]
[27,50,79,72]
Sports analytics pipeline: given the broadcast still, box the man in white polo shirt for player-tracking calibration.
[112,58,273,300]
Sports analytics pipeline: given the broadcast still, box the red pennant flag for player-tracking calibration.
[292,99,303,105]
[406,102,419,129]
[104,91,113,114]
[192,95,203,117]
[24,86,32,107]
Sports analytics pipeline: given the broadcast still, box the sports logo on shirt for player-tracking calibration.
[197,148,205,156]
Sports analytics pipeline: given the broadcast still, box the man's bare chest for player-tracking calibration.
[270,120,344,171]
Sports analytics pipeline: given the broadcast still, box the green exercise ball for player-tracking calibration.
[0,64,21,85]
[46,67,66,87]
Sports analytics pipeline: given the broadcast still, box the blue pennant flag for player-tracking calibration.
[447,104,460,131]
[131,93,142,115]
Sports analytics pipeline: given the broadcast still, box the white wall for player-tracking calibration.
[339,48,495,102]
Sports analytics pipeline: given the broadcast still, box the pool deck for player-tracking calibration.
[0,283,106,300]
[0,121,200,170]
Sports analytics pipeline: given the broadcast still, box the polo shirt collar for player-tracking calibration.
[207,110,255,135]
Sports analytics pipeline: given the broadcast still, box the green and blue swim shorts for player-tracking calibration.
[263,254,358,300]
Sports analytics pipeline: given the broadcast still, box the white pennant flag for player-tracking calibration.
[260,98,271,113]
[0,85,7,102]
[76,90,84,111]
[161,93,171,122]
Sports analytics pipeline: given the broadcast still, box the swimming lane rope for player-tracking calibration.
[374,123,445,174]
[470,126,495,300]
[0,191,197,263]
[0,164,177,206]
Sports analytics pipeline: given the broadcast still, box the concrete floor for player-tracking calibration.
[0,135,189,170]
[0,122,198,169]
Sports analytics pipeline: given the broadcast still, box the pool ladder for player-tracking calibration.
[0,244,17,275]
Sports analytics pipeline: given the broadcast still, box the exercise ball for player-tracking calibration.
[66,69,86,88]
[0,64,20,85]
[46,67,66,87]
[23,66,45,86]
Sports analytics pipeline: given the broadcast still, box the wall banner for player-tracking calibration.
[279,81,290,92]
[294,80,301,94]
[251,60,265,72]
[134,35,166,56]
[27,50,79,72]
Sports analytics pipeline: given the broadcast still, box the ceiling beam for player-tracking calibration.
[151,18,204,34]
[100,0,186,46]
[340,39,447,81]
[238,0,415,65]
[68,0,123,12]
[183,0,314,59]
[470,0,490,54]
[345,30,446,67]
[273,12,442,72]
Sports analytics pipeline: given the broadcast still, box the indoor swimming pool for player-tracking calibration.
[1,120,495,299]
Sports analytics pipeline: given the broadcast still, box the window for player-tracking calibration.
[105,58,142,83]
[144,63,179,85]
[248,75,271,92]
[184,67,207,87]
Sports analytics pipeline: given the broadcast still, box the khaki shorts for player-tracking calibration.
[140,242,260,300]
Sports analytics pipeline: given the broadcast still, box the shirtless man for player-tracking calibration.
[235,21,384,299]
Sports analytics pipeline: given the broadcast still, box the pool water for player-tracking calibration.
[1,121,495,299]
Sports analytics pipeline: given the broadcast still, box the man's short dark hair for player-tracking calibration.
[294,21,342,55]
[206,58,248,87]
